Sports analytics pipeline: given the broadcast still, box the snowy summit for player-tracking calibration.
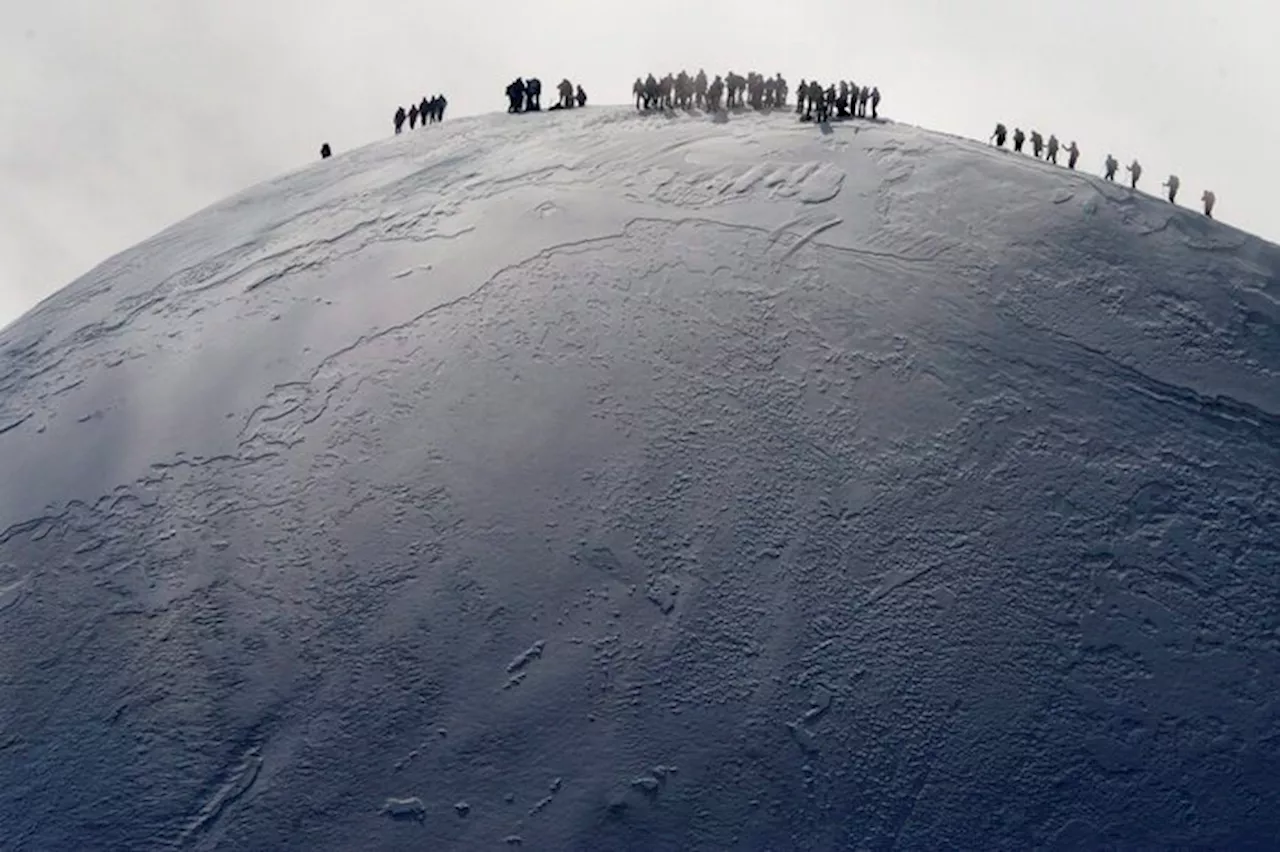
[1,105,1278,850]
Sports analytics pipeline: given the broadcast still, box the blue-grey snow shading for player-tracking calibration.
[0,105,1277,851]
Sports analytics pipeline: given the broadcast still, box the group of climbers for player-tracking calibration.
[506,77,586,113]
[629,71,881,122]
[991,123,1216,218]
[632,71,788,112]
[796,79,880,122]
[393,94,448,134]
[322,78,1222,224]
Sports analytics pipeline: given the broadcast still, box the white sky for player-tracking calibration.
[2,0,1277,327]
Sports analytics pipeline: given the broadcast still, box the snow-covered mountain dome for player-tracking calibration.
[1,105,1278,850]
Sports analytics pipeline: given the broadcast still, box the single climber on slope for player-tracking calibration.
[1162,174,1180,203]
[1064,140,1080,169]
[991,123,1008,147]
[1030,130,1044,158]
[1013,128,1026,152]
[394,105,406,134]
[1126,158,1142,188]
[1202,190,1216,218]
[1046,134,1060,164]
[320,142,331,159]
[1104,154,1118,180]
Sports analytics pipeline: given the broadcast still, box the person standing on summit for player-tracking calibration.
[1202,189,1216,218]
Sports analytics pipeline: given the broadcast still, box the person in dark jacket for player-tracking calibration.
[408,104,419,129]
[1013,127,1026,152]
[991,122,1008,147]
[527,78,542,111]
[320,142,332,159]
[394,106,406,134]
[576,84,587,107]
[507,79,526,113]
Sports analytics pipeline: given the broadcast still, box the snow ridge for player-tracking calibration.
[0,106,1277,850]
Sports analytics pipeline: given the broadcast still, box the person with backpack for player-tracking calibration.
[1126,158,1142,188]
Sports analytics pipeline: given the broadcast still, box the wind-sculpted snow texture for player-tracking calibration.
[1,107,1279,851]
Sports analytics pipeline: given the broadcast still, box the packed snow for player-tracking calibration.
[0,105,1278,850]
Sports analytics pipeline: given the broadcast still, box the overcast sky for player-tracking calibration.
[2,0,1276,327]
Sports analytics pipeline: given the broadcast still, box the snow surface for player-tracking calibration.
[1,105,1279,850]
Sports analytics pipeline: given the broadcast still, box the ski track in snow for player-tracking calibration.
[0,106,1278,851]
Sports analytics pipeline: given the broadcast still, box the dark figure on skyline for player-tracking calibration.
[394,106,406,134]
[557,78,574,108]
[420,97,430,123]
[408,104,419,129]
[1065,140,1079,169]
[870,86,881,119]
[576,85,587,107]
[526,78,542,111]
[1013,127,1025,152]
[320,142,331,159]
[707,75,724,110]
[1030,130,1044,158]
[1126,158,1142,188]
[1104,154,1119,181]
[991,123,1008,147]
[507,78,527,113]
[434,94,447,122]
[644,74,659,109]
